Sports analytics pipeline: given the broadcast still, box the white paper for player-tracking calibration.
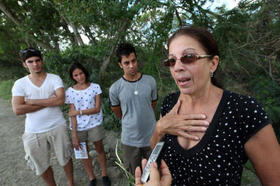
[74,142,88,159]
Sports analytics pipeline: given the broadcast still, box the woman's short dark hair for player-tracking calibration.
[68,62,90,84]
[116,43,137,63]
[167,26,219,57]
[167,26,222,88]
[19,47,42,62]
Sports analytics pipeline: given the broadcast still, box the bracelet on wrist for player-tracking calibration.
[80,110,82,115]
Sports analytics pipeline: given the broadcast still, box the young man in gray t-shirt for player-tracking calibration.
[109,43,157,174]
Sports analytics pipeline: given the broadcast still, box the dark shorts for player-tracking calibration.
[121,143,151,174]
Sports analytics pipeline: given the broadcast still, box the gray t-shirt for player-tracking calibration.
[109,74,157,147]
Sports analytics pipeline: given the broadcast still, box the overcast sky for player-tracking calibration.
[206,0,240,10]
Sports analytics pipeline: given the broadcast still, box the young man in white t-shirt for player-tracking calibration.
[11,48,74,186]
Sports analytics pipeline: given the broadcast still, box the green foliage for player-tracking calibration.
[0,17,24,68]
[0,64,26,80]
[0,80,14,100]
[1,0,279,134]
[241,161,260,185]
[213,0,280,140]
[1,1,279,183]
[248,75,280,139]
[0,0,279,144]
[102,98,121,132]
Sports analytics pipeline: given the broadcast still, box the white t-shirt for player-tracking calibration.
[65,83,103,131]
[12,73,66,133]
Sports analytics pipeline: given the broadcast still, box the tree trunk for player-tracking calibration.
[84,26,97,45]
[99,21,131,79]
[48,0,84,46]
[67,21,84,45]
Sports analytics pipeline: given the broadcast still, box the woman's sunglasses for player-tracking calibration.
[163,53,212,67]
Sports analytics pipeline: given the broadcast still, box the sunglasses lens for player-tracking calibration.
[164,54,199,67]
[169,59,176,66]
[163,58,175,67]
[181,54,196,64]
[163,59,169,66]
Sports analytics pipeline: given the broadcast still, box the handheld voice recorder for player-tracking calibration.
[140,141,165,183]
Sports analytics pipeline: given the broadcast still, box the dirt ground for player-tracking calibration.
[0,98,129,186]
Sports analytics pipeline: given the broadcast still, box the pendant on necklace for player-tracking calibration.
[134,90,138,95]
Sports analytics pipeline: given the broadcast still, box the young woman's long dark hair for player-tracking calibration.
[68,62,90,84]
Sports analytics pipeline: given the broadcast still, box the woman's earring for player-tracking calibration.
[210,71,214,78]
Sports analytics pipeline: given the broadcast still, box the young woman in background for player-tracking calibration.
[65,62,111,186]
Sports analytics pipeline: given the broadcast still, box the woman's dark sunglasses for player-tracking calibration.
[163,53,212,67]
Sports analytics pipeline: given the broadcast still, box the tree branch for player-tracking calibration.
[0,1,52,50]
[175,8,183,27]
[99,21,131,79]
[48,0,84,46]
[0,1,20,26]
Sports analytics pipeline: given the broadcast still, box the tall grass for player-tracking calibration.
[0,80,14,100]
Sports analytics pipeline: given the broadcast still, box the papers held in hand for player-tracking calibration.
[74,142,88,159]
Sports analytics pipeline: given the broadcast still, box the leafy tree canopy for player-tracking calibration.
[0,0,279,137]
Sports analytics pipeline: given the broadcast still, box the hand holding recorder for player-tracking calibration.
[135,159,172,186]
